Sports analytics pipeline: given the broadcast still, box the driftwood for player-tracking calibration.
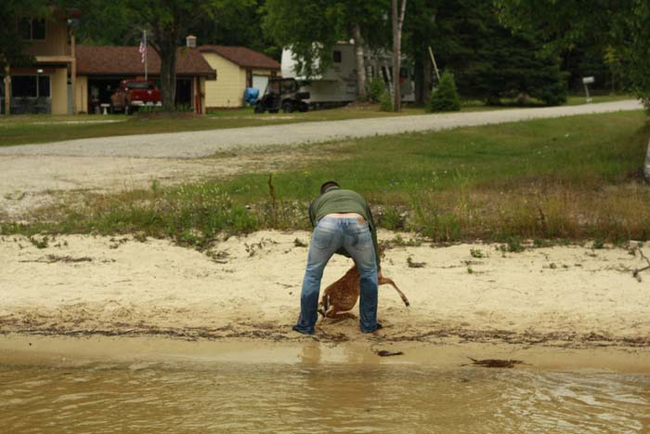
[19,255,92,264]
[467,357,524,369]
[374,350,404,357]
[632,247,650,282]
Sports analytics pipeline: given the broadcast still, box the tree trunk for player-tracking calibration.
[392,0,407,112]
[414,50,424,105]
[392,0,400,112]
[351,23,367,100]
[3,64,10,116]
[154,32,178,112]
[422,54,432,105]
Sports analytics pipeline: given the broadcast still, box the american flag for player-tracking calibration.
[139,33,147,64]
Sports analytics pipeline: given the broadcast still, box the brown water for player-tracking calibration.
[2,357,650,433]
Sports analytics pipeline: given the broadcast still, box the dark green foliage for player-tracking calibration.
[415,0,566,106]
[366,77,386,103]
[428,73,460,112]
[262,0,389,78]
[0,1,48,70]
[497,0,650,111]
[379,91,393,112]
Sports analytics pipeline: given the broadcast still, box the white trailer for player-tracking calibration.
[281,42,414,108]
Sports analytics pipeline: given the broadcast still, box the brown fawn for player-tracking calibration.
[318,264,410,320]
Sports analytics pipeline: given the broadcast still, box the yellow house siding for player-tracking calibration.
[75,75,88,113]
[24,20,70,57]
[50,67,68,115]
[202,52,246,108]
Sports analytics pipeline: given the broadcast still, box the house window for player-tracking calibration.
[38,75,50,97]
[18,18,46,41]
[12,75,51,98]
[333,50,342,63]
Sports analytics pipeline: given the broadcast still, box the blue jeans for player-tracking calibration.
[294,216,379,334]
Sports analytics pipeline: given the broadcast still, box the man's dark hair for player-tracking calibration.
[320,180,340,194]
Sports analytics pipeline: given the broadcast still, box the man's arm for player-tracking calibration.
[366,204,381,270]
[308,199,317,228]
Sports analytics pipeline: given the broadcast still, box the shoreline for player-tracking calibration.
[2,334,650,374]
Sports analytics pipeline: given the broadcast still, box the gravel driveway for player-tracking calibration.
[0,100,642,159]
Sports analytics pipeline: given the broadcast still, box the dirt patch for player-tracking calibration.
[0,147,330,219]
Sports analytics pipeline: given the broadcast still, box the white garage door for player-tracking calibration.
[252,75,269,93]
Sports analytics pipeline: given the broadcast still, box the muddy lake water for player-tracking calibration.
[1,337,649,433]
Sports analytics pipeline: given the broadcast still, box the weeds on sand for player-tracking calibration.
[407,256,426,268]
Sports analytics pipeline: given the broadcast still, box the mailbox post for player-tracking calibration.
[582,76,595,103]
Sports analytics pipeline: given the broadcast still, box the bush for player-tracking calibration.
[428,73,461,112]
[379,91,393,112]
[367,77,386,103]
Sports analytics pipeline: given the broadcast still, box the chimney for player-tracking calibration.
[186,35,197,48]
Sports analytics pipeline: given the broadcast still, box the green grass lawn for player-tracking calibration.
[0,94,634,147]
[5,110,649,247]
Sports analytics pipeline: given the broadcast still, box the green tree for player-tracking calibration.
[428,72,460,112]
[495,0,650,110]
[1,0,49,114]
[75,0,247,111]
[125,0,248,111]
[262,0,390,99]
[193,0,280,60]
[408,0,566,106]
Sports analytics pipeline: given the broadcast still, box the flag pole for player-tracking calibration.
[144,30,148,81]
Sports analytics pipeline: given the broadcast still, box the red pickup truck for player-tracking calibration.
[110,80,162,114]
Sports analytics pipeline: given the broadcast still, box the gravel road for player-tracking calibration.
[0,100,642,159]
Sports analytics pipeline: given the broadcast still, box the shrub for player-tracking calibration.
[380,91,393,112]
[367,78,386,103]
[428,73,461,112]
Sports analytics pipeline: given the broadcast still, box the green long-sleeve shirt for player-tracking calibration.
[308,187,380,269]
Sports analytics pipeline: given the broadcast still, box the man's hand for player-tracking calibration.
[377,269,383,280]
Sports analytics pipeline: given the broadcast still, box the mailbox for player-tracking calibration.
[582,76,595,84]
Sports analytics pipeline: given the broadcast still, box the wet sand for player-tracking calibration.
[2,334,650,374]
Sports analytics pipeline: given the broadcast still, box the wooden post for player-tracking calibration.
[428,46,441,82]
[70,26,77,114]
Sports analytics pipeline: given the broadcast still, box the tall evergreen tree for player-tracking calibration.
[496,0,650,110]
[411,0,567,105]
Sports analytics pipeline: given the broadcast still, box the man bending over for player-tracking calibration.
[293,181,382,334]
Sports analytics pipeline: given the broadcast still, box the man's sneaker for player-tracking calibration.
[292,325,314,335]
[362,323,383,333]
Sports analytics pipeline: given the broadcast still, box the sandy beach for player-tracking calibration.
[1,231,648,351]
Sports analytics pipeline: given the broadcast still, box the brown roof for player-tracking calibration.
[76,46,216,78]
[199,45,280,70]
